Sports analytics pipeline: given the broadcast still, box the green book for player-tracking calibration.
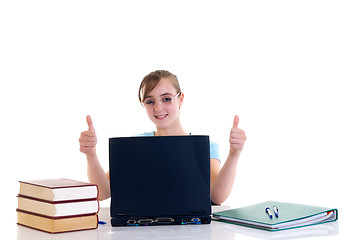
[212,201,338,231]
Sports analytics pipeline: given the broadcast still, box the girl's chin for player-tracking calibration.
[152,118,171,129]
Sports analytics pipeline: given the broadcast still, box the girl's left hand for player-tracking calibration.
[229,115,247,154]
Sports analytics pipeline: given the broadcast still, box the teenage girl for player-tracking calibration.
[79,70,247,204]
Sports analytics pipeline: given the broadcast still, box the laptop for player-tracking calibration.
[109,135,212,226]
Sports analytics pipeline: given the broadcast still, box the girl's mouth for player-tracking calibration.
[155,114,168,119]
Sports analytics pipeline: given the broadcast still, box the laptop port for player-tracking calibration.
[191,218,201,222]
[138,219,154,224]
[127,219,136,224]
[156,218,174,223]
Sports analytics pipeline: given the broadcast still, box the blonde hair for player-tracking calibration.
[138,70,181,103]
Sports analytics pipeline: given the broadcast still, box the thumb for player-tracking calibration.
[233,115,239,128]
[86,115,95,131]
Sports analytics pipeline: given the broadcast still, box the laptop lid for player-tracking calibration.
[109,135,211,226]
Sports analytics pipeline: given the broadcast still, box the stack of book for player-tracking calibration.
[17,178,99,234]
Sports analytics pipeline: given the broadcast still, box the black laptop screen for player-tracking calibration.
[109,136,211,218]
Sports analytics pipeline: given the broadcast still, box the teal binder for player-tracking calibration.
[212,201,338,231]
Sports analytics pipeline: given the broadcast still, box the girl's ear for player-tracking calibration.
[179,92,184,108]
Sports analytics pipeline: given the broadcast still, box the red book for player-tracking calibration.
[19,178,99,202]
[17,209,98,234]
[17,195,99,217]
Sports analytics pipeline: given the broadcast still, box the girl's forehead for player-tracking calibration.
[148,78,176,96]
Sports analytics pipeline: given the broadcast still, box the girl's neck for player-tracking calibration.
[155,124,187,136]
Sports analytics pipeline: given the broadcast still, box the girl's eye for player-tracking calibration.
[163,97,172,103]
[145,99,155,105]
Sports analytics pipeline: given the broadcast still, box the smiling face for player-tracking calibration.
[143,78,184,131]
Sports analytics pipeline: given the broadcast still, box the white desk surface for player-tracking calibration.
[16,206,340,240]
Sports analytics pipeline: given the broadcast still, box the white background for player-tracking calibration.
[1,0,358,239]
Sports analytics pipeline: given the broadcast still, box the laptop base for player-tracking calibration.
[111,215,211,226]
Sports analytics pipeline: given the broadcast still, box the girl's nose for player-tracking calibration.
[154,101,163,111]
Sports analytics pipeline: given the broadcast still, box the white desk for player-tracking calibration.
[16,206,338,240]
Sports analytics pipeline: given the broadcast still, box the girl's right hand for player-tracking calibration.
[79,115,97,155]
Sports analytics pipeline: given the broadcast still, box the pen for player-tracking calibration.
[265,206,273,218]
[98,221,107,225]
[273,206,279,218]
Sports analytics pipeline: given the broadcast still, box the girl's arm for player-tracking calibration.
[86,153,111,200]
[79,115,111,200]
[210,115,246,204]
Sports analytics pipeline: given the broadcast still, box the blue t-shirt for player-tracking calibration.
[135,132,220,161]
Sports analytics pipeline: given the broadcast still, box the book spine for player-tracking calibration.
[17,194,98,204]
[16,209,98,220]
[17,223,98,234]
[19,179,97,189]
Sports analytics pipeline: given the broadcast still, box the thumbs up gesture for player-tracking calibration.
[79,115,97,155]
[229,115,247,154]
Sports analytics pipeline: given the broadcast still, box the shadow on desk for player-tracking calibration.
[17,207,339,240]
[217,221,339,240]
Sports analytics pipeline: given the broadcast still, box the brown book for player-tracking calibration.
[17,209,98,234]
[17,195,99,217]
[19,178,98,202]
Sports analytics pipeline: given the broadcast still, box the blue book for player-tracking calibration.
[213,201,338,231]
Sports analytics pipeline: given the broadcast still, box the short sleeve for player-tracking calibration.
[210,141,220,162]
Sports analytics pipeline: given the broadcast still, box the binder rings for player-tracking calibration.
[212,201,338,231]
